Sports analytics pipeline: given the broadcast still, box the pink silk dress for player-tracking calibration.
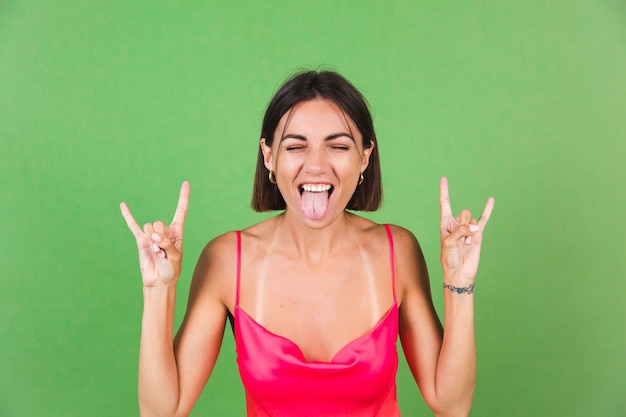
[233,225,401,417]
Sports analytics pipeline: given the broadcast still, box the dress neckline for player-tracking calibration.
[235,301,398,364]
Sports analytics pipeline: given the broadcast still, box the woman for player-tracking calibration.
[121,70,494,417]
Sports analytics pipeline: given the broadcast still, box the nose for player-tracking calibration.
[304,146,326,175]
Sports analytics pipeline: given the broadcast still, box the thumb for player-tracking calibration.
[442,223,480,249]
[150,232,182,263]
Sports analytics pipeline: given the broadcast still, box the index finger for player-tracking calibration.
[439,176,453,220]
[120,202,143,239]
[478,197,495,229]
[171,181,190,227]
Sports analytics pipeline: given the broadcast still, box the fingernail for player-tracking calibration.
[465,236,472,245]
[152,243,160,252]
[151,233,161,242]
[469,225,479,233]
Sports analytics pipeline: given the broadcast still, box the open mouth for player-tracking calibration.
[299,184,333,219]
[299,184,334,195]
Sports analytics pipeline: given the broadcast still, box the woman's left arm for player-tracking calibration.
[397,177,494,417]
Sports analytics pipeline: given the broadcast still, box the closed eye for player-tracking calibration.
[285,145,305,151]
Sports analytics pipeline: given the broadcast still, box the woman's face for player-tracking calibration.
[261,98,373,226]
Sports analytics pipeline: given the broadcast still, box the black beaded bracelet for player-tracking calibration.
[443,283,475,294]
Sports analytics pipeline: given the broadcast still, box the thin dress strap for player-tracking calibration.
[383,224,397,302]
[235,230,242,308]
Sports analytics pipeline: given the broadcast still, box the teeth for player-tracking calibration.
[301,184,331,193]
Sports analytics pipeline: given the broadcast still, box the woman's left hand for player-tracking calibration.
[439,177,495,283]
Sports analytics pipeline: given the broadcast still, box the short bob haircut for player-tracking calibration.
[251,70,382,212]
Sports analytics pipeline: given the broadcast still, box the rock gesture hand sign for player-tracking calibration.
[120,182,190,287]
[439,177,495,284]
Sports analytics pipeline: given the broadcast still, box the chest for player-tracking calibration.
[238,258,394,362]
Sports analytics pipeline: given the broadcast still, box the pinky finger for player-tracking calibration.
[120,202,143,239]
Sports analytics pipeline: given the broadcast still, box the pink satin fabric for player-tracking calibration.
[234,225,401,417]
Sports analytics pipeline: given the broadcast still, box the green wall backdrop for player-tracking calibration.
[1,1,625,416]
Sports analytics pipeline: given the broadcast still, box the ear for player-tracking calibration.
[360,140,375,173]
[260,138,274,171]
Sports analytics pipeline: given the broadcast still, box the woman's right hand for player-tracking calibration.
[120,181,190,287]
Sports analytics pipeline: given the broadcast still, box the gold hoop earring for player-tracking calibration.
[268,171,277,184]
[358,172,364,185]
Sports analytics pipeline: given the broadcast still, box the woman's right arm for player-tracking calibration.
[121,182,231,417]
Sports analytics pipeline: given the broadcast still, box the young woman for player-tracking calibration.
[121,70,494,417]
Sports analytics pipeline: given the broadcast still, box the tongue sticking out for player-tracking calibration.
[301,190,329,220]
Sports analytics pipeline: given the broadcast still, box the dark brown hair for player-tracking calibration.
[251,70,382,212]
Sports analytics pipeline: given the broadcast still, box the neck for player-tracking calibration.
[272,210,354,266]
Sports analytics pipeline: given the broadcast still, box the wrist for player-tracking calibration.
[143,283,177,297]
[142,284,177,319]
[443,282,475,294]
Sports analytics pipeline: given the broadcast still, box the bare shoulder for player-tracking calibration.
[385,224,419,245]
[384,224,425,260]
[198,231,239,271]
[193,217,281,309]
[384,224,430,304]
[363,222,422,255]
[202,230,239,261]
[343,216,417,251]
[190,231,239,309]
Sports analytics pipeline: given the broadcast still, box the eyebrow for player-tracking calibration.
[280,132,355,142]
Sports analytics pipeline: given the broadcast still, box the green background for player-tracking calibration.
[1,1,625,416]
